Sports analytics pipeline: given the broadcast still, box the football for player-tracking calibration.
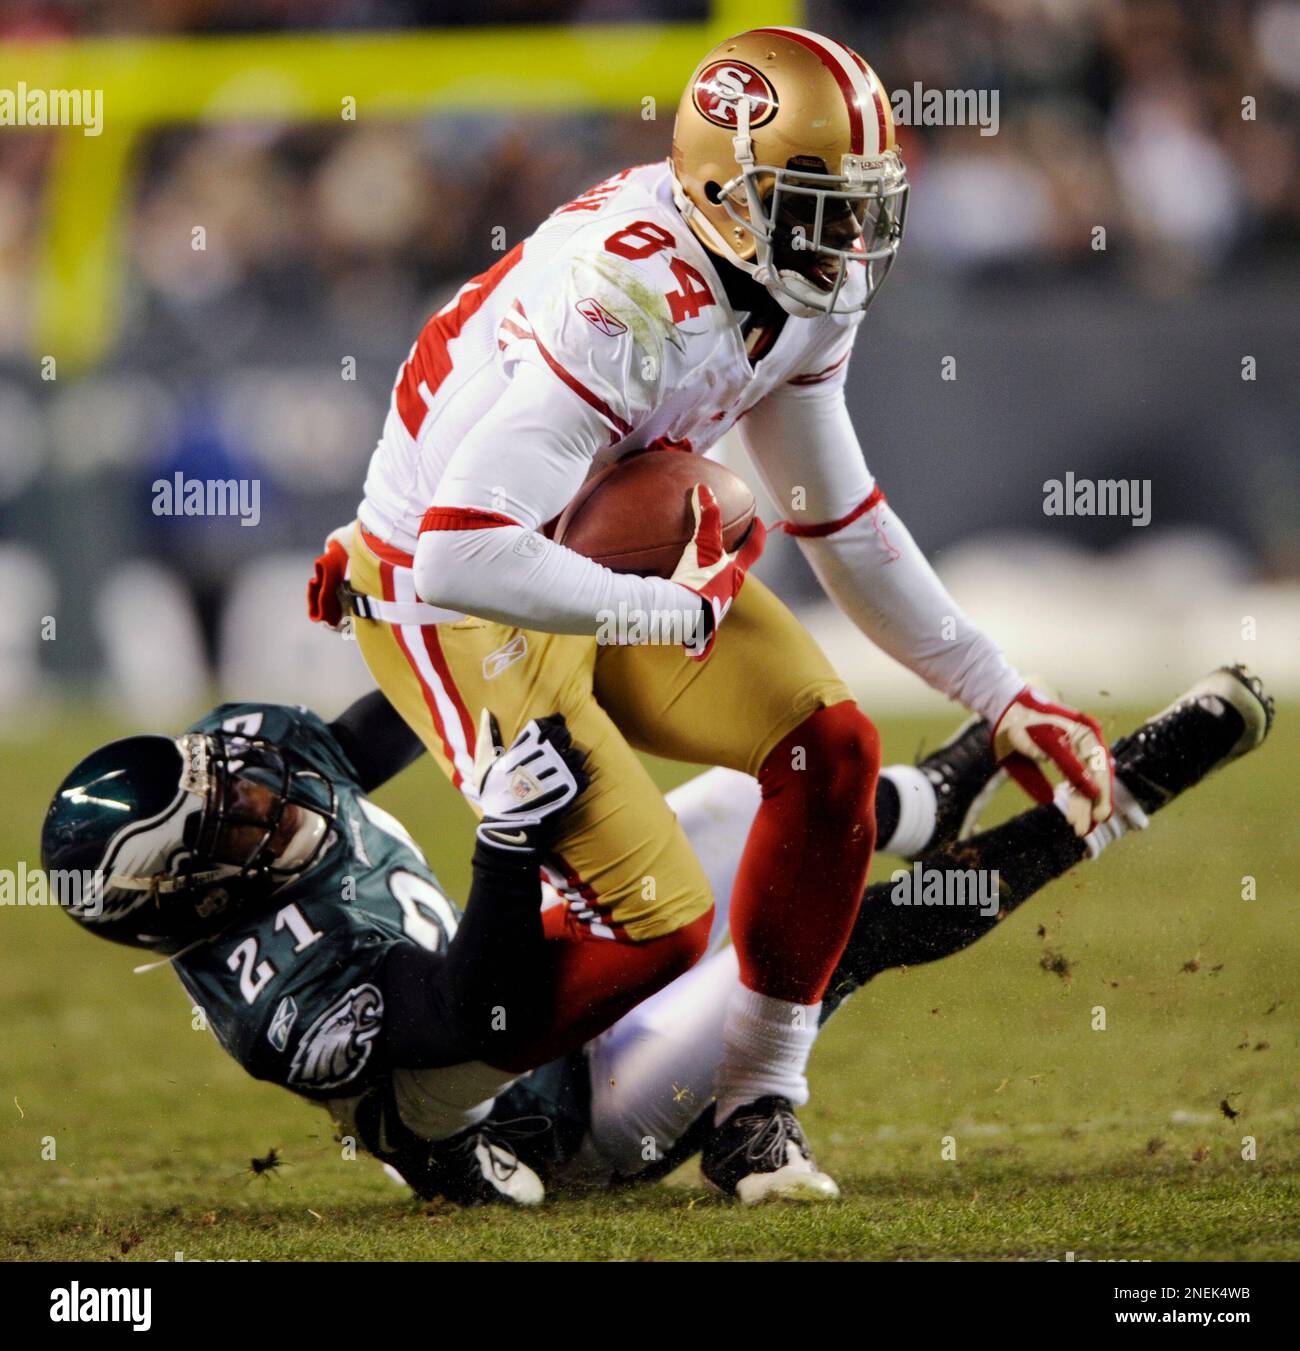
[553,450,757,578]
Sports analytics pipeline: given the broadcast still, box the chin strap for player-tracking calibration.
[670,167,758,279]
[131,933,215,975]
[109,868,225,894]
[768,283,830,320]
[731,94,755,172]
[274,809,330,873]
[669,99,768,283]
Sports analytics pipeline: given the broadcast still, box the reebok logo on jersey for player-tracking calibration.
[576,297,628,338]
[483,634,528,679]
[267,996,298,1053]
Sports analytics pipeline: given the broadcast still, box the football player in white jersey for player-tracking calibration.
[317,27,1113,1203]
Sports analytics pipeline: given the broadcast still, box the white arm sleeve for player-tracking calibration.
[739,376,1024,724]
[413,362,696,636]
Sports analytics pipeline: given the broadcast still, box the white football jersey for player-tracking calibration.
[359,160,864,553]
[354,160,1024,728]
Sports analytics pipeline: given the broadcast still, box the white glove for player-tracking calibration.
[472,710,589,854]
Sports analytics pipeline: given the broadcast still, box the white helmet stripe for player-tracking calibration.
[845,48,892,159]
[754,25,887,156]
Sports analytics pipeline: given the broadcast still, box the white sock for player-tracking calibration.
[878,764,938,856]
[715,985,820,1125]
[1055,778,1149,860]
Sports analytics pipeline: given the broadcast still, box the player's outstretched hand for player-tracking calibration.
[472,709,590,855]
[993,686,1114,836]
[670,484,766,661]
[307,522,354,630]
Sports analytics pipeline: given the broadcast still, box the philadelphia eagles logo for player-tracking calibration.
[288,984,383,1090]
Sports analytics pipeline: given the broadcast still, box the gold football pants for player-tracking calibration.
[349,525,852,941]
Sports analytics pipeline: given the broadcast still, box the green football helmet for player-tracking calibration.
[41,730,338,953]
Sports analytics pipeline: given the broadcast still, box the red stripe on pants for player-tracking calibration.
[382,560,465,790]
[420,624,477,765]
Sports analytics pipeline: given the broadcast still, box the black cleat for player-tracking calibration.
[909,716,1003,859]
[701,1096,839,1204]
[356,1086,544,1207]
[1113,665,1274,817]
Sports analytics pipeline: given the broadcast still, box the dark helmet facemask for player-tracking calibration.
[180,732,336,893]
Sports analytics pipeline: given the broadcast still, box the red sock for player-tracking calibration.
[494,905,713,1071]
[729,701,880,1003]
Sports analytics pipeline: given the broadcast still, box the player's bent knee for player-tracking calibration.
[765,701,881,822]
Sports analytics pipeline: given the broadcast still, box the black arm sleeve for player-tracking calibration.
[378,840,550,1068]
[329,690,426,793]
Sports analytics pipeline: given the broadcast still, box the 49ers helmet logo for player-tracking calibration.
[692,61,779,130]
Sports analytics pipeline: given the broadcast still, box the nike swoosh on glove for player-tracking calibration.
[307,523,354,630]
[993,686,1114,837]
[472,710,590,854]
[669,484,767,661]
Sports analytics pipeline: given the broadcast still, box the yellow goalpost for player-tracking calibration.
[0,1,800,373]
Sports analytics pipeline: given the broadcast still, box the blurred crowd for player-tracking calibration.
[0,0,1296,705]
[0,1,1296,370]
[842,0,1300,281]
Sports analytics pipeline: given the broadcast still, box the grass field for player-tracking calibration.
[1,698,1296,1262]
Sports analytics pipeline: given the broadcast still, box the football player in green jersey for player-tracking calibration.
[41,693,593,1205]
[41,666,1272,1205]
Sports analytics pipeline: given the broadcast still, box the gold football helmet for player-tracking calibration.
[670,26,908,317]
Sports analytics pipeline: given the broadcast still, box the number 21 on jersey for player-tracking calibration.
[225,902,323,1004]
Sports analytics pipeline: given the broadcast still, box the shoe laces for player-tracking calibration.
[1121,695,1224,773]
[458,1114,551,1183]
[725,1102,809,1171]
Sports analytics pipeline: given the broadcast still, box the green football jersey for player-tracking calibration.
[173,702,461,1101]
